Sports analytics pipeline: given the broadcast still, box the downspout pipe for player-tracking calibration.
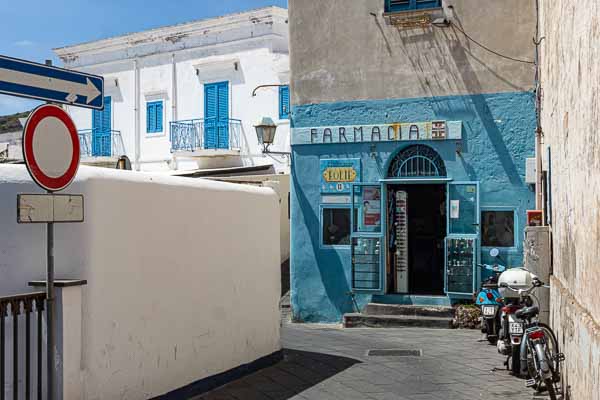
[171,54,178,170]
[134,59,141,171]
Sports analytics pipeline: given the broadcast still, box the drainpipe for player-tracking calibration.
[170,54,178,170]
[534,0,544,213]
[171,53,177,122]
[134,59,141,171]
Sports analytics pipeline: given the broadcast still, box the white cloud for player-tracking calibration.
[14,40,35,47]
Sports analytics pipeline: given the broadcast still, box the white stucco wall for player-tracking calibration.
[0,165,281,399]
[59,7,290,174]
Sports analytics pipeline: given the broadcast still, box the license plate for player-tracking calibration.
[482,306,496,316]
[509,322,524,334]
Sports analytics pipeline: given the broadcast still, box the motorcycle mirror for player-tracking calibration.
[489,248,500,258]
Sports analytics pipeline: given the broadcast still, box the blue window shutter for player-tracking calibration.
[279,85,290,120]
[146,101,163,133]
[216,82,229,149]
[204,82,228,149]
[156,101,163,132]
[387,0,439,12]
[92,96,111,156]
[146,103,153,133]
[204,83,218,148]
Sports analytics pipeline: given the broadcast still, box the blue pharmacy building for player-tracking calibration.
[288,0,537,322]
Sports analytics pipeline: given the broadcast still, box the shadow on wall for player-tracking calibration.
[197,349,361,400]
[291,164,354,322]
[446,17,525,186]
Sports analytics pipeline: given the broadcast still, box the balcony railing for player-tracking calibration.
[78,129,125,158]
[170,118,242,152]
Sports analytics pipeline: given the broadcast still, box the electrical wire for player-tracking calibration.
[448,22,535,65]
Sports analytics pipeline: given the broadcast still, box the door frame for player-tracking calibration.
[381,177,452,294]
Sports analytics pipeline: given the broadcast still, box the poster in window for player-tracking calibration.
[362,187,381,227]
[482,211,515,247]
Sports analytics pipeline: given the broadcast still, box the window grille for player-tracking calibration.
[387,145,446,178]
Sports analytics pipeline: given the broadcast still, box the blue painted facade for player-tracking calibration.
[290,91,536,322]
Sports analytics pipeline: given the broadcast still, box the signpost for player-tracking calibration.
[1,53,100,399]
[0,54,104,110]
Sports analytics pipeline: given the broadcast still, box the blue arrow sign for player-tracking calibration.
[0,55,104,110]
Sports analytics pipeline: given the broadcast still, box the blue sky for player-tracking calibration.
[0,0,287,116]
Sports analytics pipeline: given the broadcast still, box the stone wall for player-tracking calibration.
[540,0,600,398]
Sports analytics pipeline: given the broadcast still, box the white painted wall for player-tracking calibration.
[0,165,281,399]
[59,7,290,174]
[212,173,290,264]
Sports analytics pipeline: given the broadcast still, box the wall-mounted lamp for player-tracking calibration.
[254,117,291,157]
[254,117,278,152]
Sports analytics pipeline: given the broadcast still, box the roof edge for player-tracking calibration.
[54,6,287,57]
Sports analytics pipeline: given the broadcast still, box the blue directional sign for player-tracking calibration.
[0,55,104,110]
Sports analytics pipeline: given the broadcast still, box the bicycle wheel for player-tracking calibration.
[545,378,558,400]
[538,323,561,380]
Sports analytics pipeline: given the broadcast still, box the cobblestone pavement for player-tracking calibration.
[194,324,550,400]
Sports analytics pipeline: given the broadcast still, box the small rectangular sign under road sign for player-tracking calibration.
[17,194,84,223]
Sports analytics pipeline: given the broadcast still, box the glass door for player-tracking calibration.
[350,183,385,293]
[445,182,480,296]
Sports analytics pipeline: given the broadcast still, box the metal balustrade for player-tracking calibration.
[78,129,125,158]
[170,118,242,152]
[0,292,46,400]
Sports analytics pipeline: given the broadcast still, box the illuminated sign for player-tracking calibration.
[320,159,361,193]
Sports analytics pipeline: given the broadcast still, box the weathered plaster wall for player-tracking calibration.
[0,165,281,399]
[290,92,536,322]
[540,0,600,398]
[289,0,536,106]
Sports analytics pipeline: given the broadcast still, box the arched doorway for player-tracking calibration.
[385,145,447,294]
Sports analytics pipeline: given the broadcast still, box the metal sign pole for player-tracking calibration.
[45,59,55,400]
[46,205,55,400]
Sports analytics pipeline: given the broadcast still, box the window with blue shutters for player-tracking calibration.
[146,100,163,134]
[386,0,441,12]
[92,96,112,156]
[279,85,290,120]
[204,81,229,149]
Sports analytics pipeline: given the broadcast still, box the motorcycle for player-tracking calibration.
[475,249,505,344]
[496,266,536,376]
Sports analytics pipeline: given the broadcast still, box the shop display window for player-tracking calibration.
[322,208,351,246]
[481,210,515,247]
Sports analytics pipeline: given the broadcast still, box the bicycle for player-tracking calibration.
[500,279,564,399]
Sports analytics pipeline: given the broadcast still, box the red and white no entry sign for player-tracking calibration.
[22,104,80,192]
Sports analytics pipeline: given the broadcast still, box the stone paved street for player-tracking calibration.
[194,324,548,400]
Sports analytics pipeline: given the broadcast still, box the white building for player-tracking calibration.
[54,6,290,173]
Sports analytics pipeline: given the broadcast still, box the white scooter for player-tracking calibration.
[496,266,538,375]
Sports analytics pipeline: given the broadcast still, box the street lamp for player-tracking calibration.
[254,117,278,152]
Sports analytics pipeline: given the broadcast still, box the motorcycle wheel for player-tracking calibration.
[511,345,521,376]
[486,320,498,345]
[545,378,557,400]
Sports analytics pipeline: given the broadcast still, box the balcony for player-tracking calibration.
[170,118,242,153]
[78,129,126,166]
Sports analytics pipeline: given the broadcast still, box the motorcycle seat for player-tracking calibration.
[515,305,539,319]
